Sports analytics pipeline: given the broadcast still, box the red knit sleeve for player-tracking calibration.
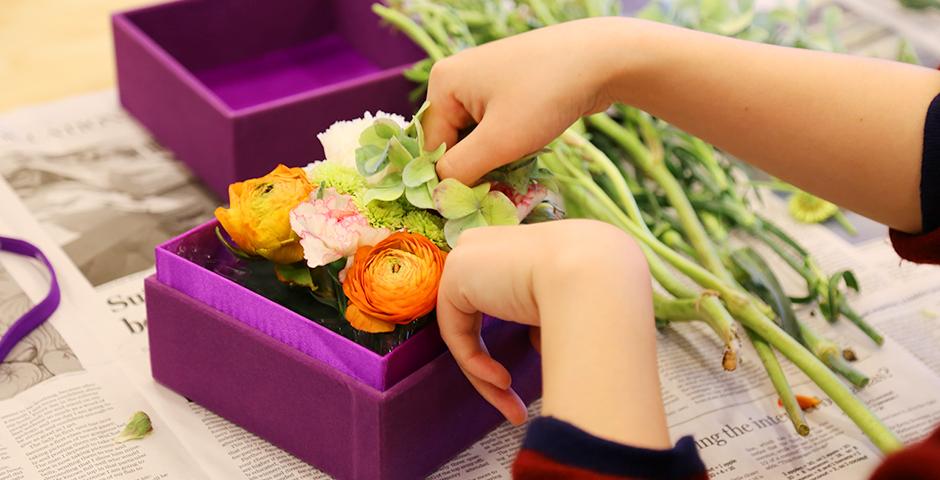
[511,417,708,480]
[889,228,940,264]
[870,428,940,479]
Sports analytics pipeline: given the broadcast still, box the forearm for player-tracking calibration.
[598,18,940,233]
[534,229,670,450]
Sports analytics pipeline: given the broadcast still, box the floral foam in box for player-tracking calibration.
[113,0,423,197]
[147,224,542,479]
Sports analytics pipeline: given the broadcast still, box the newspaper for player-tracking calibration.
[0,92,218,286]
[1,19,940,478]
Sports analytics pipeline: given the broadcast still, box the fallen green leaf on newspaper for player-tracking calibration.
[115,411,153,443]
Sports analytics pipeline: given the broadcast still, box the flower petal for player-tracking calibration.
[346,304,396,333]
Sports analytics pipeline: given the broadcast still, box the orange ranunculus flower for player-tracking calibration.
[343,232,447,333]
[214,164,314,264]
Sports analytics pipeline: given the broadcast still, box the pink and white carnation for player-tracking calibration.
[317,111,407,170]
[289,189,390,268]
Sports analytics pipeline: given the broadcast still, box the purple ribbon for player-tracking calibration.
[0,237,60,363]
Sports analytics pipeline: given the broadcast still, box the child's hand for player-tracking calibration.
[423,18,631,185]
[437,220,671,449]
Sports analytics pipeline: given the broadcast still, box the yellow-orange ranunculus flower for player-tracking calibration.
[214,165,314,264]
[343,232,447,333]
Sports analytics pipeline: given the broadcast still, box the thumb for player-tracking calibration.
[435,111,534,185]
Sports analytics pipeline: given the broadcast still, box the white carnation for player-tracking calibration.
[317,111,407,170]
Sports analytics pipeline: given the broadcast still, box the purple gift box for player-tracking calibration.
[113,0,424,198]
[147,220,542,479]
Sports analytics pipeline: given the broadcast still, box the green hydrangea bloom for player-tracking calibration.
[307,162,366,196]
[363,199,407,230]
[402,210,448,250]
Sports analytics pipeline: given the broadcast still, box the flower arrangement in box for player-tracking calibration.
[211,107,554,353]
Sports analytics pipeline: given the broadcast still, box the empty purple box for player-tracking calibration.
[147,221,542,479]
[113,0,424,197]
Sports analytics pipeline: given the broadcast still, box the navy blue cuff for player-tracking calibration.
[522,417,706,479]
[921,92,940,232]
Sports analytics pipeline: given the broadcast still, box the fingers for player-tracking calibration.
[435,111,534,185]
[466,373,528,425]
[422,99,467,154]
[437,262,525,423]
[436,283,509,389]
[424,60,472,153]
[528,326,542,354]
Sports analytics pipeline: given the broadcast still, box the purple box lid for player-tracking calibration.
[155,220,498,392]
[113,0,423,197]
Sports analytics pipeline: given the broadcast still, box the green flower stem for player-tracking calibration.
[834,211,859,236]
[737,302,896,451]
[751,219,883,346]
[652,291,700,321]
[690,137,733,193]
[798,320,870,388]
[760,219,884,345]
[745,327,810,436]
[561,130,640,226]
[373,4,447,61]
[645,250,738,369]
[841,305,884,345]
[543,147,739,368]
[701,211,729,243]
[660,230,697,258]
[589,113,737,285]
[545,148,901,453]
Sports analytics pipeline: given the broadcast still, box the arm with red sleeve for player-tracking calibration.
[512,88,940,480]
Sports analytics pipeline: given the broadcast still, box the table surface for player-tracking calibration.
[0,0,155,113]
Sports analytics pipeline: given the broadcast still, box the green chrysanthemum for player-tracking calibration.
[788,191,839,223]
[402,210,448,249]
[306,162,367,196]
[362,199,407,230]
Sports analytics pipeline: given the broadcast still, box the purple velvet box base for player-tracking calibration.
[146,276,541,480]
[113,0,424,197]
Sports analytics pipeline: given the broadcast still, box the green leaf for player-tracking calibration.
[359,118,401,148]
[387,137,414,169]
[404,59,433,82]
[837,270,860,293]
[405,184,435,210]
[399,135,421,158]
[480,191,519,226]
[789,293,817,304]
[426,142,446,162]
[274,263,315,289]
[730,247,801,342]
[700,0,730,23]
[472,182,491,202]
[402,156,437,188]
[406,101,432,150]
[713,9,756,36]
[115,411,153,443]
[356,144,390,177]
[364,173,405,204]
[434,178,480,219]
[444,211,487,248]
